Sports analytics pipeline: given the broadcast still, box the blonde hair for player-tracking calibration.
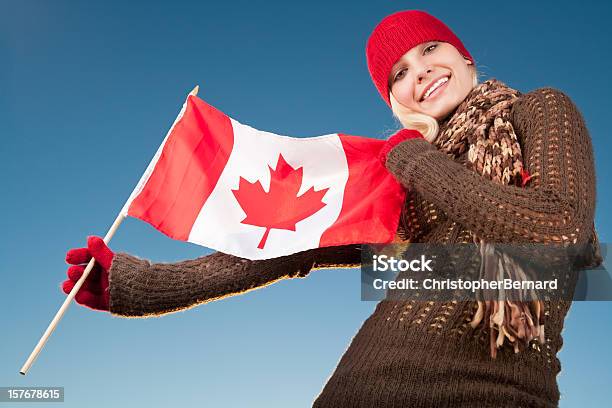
[389,65,479,142]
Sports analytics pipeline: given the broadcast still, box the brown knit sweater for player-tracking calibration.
[108,88,598,407]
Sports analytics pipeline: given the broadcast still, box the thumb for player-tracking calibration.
[380,129,425,166]
[86,236,114,271]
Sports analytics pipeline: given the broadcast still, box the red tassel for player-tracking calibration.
[520,168,533,187]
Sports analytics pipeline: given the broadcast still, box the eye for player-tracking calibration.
[424,43,437,54]
[393,68,407,83]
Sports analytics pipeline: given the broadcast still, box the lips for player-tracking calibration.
[420,74,451,102]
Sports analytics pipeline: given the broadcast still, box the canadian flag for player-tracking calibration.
[121,93,406,260]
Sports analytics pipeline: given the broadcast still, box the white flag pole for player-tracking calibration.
[20,213,126,375]
[19,85,200,375]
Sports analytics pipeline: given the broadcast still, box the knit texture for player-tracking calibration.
[397,79,544,358]
[108,246,361,317]
[310,88,597,407]
[387,88,597,248]
[108,87,599,407]
[366,10,473,106]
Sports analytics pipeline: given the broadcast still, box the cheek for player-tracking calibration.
[452,67,474,97]
[392,82,417,106]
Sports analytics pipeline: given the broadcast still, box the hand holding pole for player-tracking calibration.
[19,85,200,375]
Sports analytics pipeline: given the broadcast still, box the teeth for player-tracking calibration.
[423,76,449,100]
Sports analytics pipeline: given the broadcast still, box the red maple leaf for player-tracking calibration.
[231,153,329,249]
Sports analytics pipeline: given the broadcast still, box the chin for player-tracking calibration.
[427,106,453,121]
[426,96,461,121]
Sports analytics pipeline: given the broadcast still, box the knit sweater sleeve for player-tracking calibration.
[107,245,361,318]
[385,88,596,247]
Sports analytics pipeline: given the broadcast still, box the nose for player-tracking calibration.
[417,67,433,84]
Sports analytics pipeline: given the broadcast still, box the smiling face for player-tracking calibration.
[389,41,475,121]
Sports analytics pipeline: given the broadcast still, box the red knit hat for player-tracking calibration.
[366,10,473,107]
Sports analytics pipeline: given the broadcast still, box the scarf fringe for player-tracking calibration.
[469,240,546,358]
[433,79,546,358]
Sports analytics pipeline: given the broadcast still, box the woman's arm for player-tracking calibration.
[108,245,361,317]
[384,88,597,247]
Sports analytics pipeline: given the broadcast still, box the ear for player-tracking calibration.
[466,59,473,65]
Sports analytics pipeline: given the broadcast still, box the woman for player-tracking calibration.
[62,10,601,407]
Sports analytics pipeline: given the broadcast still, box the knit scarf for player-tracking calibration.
[430,78,544,358]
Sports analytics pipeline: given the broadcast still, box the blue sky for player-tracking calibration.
[1,1,611,406]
